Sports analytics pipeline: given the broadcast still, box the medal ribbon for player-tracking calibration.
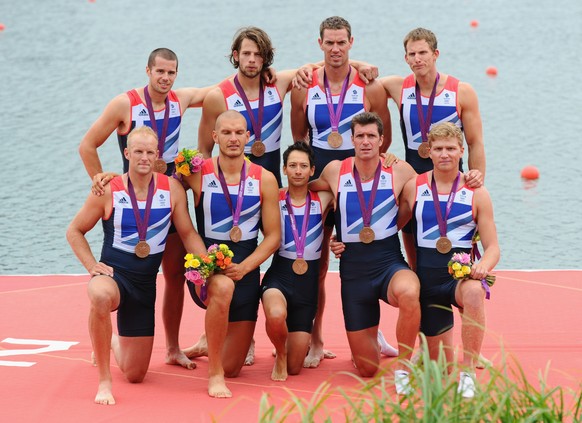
[217,158,247,229]
[353,161,382,229]
[415,73,440,144]
[430,172,461,238]
[285,191,311,260]
[323,67,352,134]
[143,86,170,159]
[127,174,155,242]
[233,75,264,145]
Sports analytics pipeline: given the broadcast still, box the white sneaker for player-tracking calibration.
[458,371,476,398]
[394,370,412,395]
[377,330,399,357]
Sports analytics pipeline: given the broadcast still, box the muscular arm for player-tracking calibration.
[175,84,217,109]
[379,75,404,104]
[197,89,227,158]
[79,94,130,178]
[290,86,309,143]
[66,189,111,274]
[308,161,340,197]
[473,187,500,275]
[459,82,486,180]
[366,80,392,153]
[223,171,281,281]
[397,177,416,230]
[169,179,207,255]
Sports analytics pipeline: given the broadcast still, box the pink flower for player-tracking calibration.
[185,270,204,285]
[191,155,204,172]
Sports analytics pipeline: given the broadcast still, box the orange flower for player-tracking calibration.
[224,257,232,266]
[216,252,225,260]
[175,153,185,163]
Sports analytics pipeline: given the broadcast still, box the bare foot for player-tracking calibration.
[303,344,335,368]
[183,333,208,359]
[166,348,196,369]
[208,375,232,398]
[94,381,115,405]
[271,352,287,381]
[91,351,97,367]
[244,338,255,366]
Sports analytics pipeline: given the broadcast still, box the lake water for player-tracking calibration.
[1,0,580,274]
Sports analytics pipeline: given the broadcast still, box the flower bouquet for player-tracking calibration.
[447,252,495,299]
[184,244,234,301]
[174,148,204,177]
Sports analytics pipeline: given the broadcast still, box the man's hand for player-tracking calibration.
[221,262,247,282]
[91,172,118,196]
[262,67,277,84]
[465,169,484,189]
[89,262,114,277]
[329,234,345,259]
[356,63,379,84]
[292,66,313,90]
[380,152,399,168]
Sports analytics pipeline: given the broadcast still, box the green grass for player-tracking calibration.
[258,337,582,422]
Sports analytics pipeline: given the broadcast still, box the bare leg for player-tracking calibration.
[346,326,380,377]
[456,279,486,368]
[204,275,234,398]
[183,332,208,358]
[87,276,119,405]
[162,233,195,369]
[304,225,335,368]
[262,289,288,381]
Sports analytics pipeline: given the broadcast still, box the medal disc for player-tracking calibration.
[327,131,343,148]
[153,159,168,174]
[292,258,308,275]
[229,225,242,243]
[436,236,452,254]
[359,227,375,244]
[251,140,266,157]
[418,142,430,159]
[135,240,150,258]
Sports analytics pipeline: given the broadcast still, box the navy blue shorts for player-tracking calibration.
[417,266,460,336]
[111,269,157,337]
[249,149,282,187]
[187,238,260,322]
[261,255,319,333]
[339,235,410,331]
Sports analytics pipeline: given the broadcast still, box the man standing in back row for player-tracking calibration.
[78,48,214,369]
[290,16,392,367]
[379,28,485,270]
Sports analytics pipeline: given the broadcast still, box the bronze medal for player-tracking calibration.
[327,131,343,148]
[436,236,452,254]
[359,226,375,244]
[153,159,167,174]
[229,225,242,243]
[135,240,150,258]
[251,140,266,157]
[292,258,308,275]
[418,142,430,159]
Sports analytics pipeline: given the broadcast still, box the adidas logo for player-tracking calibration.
[234,100,243,107]
[138,109,148,116]
[208,180,218,188]
[311,93,321,100]
[344,179,353,187]
[407,93,416,100]
[421,189,430,197]
[119,197,129,204]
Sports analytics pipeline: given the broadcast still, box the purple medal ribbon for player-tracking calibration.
[233,75,264,146]
[323,67,352,134]
[127,174,155,243]
[481,280,491,300]
[430,171,461,239]
[217,158,247,230]
[285,191,311,260]
[144,86,170,159]
[352,161,382,229]
[415,73,440,143]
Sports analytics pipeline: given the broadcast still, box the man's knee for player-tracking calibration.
[460,280,485,309]
[208,276,235,309]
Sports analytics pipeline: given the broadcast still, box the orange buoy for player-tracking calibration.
[470,20,479,28]
[520,165,539,180]
[486,66,498,77]
[0,23,6,31]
